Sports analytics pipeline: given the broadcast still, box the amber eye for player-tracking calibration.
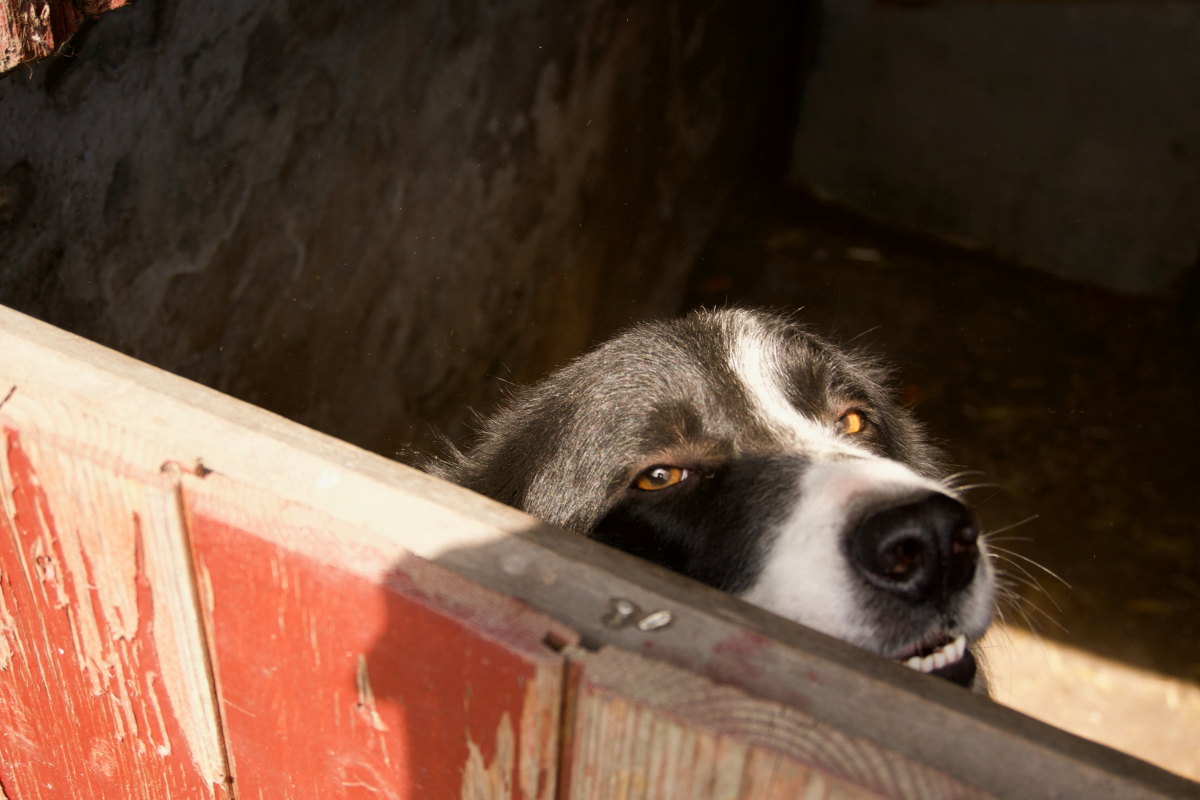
[635,466,689,491]
[838,410,865,435]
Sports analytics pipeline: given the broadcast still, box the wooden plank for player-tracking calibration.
[431,523,1200,800]
[0,0,129,74]
[0,418,227,797]
[182,471,576,800]
[561,646,982,800]
[0,304,1196,799]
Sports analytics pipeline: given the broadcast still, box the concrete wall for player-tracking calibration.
[0,0,801,454]
[791,0,1200,295]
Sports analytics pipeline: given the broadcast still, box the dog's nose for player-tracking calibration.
[850,493,980,604]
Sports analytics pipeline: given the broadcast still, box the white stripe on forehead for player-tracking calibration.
[725,315,838,447]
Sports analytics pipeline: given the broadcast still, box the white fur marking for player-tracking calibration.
[724,314,995,655]
[726,317,849,457]
[741,457,949,650]
[743,453,995,654]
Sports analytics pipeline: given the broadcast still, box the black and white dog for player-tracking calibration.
[431,308,994,688]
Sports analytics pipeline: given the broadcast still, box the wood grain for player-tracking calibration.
[562,646,985,800]
[182,472,576,800]
[0,419,227,798]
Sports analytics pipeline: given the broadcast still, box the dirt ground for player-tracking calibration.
[681,187,1200,777]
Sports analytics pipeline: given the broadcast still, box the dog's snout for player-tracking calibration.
[850,493,980,604]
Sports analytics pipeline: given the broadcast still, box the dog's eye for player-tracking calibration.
[635,466,689,491]
[838,410,866,435]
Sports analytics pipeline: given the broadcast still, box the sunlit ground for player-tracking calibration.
[982,623,1200,781]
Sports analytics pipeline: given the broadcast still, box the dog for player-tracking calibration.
[429,307,995,688]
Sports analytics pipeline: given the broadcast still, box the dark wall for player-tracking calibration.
[0,0,805,455]
[791,0,1200,295]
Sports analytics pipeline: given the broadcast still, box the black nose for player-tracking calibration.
[850,493,980,604]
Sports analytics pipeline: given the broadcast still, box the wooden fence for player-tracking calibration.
[0,304,1194,799]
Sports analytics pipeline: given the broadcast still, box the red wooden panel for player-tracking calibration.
[184,473,576,800]
[0,427,228,800]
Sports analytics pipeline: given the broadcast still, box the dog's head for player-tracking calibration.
[435,308,995,687]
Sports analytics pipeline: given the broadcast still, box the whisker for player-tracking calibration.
[992,568,1044,593]
[989,558,1070,635]
[992,569,1064,612]
[994,584,1065,635]
[942,469,987,485]
[1000,594,1039,633]
[987,545,1071,588]
[950,483,1004,493]
[981,515,1040,539]
[1013,598,1069,634]
[990,602,1010,627]
[989,553,1064,607]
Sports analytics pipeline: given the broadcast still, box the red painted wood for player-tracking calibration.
[0,428,228,800]
[184,474,575,800]
[1,0,130,73]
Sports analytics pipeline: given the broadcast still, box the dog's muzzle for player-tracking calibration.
[850,492,983,686]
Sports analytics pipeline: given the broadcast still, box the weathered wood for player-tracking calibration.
[433,503,1200,800]
[561,645,980,800]
[0,417,227,797]
[0,0,127,73]
[0,304,1197,799]
[182,471,575,799]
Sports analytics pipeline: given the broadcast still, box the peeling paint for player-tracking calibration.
[0,571,17,670]
[306,609,319,670]
[330,754,402,800]
[23,433,141,693]
[353,653,393,769]
[0,427,16,522]
[355,654,388,733]
[145,672,173,757]
[88,737,118,778]
[0,418,229,794]
[462,712,515,800]
[519,667,561,800]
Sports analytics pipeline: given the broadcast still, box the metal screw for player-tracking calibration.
[637,609,673,632]
[602,597,640,629]
[602,598,675,633]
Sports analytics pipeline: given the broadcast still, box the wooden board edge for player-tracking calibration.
[1,304,1196,799]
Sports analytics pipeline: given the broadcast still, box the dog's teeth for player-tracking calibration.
[901,634,969,674]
